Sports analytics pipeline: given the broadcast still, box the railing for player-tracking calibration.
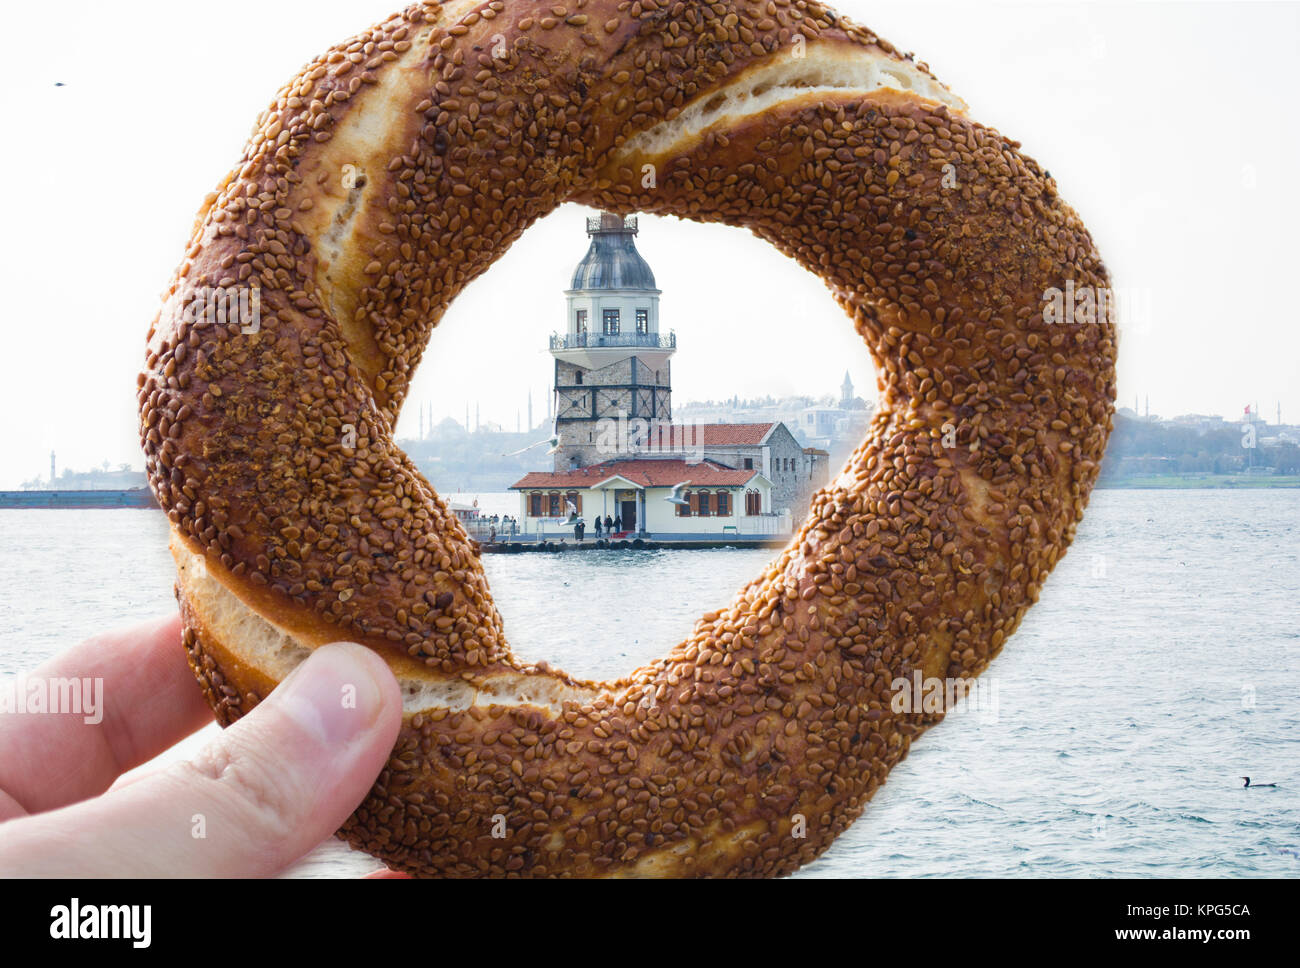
[588,214,638,234]
[458,519,526,542]
[738,511,793,536]
[550,331,676,351]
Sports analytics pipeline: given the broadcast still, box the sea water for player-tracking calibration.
[1,489,1296,877]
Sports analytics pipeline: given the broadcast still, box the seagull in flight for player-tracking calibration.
[665,481,691,506]
[564,500,580,525]
[503,420,561,457]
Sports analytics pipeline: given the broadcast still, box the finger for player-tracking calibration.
[0,642,402,877]
[0,613,212,818]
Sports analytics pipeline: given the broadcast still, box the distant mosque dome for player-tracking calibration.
[570,212,658,291]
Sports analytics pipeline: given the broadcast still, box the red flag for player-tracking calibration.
[1244,405,1251,415]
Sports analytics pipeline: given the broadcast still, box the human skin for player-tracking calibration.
[0,614,403,877]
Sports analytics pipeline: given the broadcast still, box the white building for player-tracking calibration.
[512,457,786,539]
[796,371,872,451]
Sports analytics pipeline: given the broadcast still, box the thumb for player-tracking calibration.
[0,642,403,877]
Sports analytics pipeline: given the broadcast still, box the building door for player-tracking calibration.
[620,500,636,533]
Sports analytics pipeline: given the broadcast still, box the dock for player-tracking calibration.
[0,489,158,510]
[478,535,790,553]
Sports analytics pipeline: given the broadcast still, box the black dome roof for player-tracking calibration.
[570,216,657,291]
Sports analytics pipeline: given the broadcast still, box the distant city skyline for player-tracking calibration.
[2,1,1297,488]
[26,396,1295,486]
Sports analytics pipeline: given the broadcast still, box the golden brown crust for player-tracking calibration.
[140,0,1116,877]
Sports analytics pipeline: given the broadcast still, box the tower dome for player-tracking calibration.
[570,212,657,291]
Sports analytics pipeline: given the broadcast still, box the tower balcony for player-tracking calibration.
[588,214,638,235]
[550,331,676,352]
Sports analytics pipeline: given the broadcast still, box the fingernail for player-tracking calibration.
[276,643,386,746]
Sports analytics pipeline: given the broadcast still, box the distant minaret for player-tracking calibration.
[475,403,480,433]
[50,450,56,487]
[841,371,854,408]
[516,411,521,433]
[465,403,470,432]
[528,390,533,431]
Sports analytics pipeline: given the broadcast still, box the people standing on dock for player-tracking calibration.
[613,514,622,534]
[594,516,602,538]
[605,514,613,535]
[575,519,585,542]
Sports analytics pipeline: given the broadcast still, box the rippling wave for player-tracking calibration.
[1,488,1295,877]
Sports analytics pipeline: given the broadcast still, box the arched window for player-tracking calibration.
[697,491,711,517]
[529,493,542,517]
[576,309,587,333]
[716,491,731,517]
[576,371,584,385]
[548,492,561,517]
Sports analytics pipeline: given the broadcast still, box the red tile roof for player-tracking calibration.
[658,423,774,447]
[511,458,761,490]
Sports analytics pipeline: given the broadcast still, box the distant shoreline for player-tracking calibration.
[4,477,1298,509]
[1096,475,1300,489]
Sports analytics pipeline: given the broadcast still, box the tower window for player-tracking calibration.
[575,371,583,385]
[636,309,648,333]
[576,309,587,333]
[603,309,620,335]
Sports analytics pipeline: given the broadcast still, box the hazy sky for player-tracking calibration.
[1,0,1296,487]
